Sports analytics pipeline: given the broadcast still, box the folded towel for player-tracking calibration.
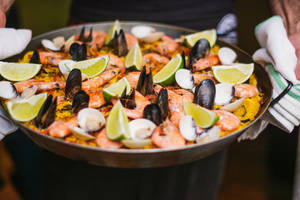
[239,16,300,140]
[0,28,31,60]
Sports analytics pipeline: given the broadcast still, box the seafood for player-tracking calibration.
[192,55,220,72]
[14,79,65,93]
[0,81,17,99]
[143,53,169,72]
[235,84,259,98]
[156,35,179,57]
[38,51,67,66]
[213,110,240,131]
[187,39,210,69]
[193,79,216,109]
[95,128,122,149]
[48,117,78,138]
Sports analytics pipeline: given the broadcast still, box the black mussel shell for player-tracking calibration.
[35,95,57,129]
[136,66,154,96]
[30,50,40,64]
[65,69,82,99]
[86,27,93,43]
[187,39,210,69]
[194,79,215,109]
[69,43,87,61]
[143,103,162,125]
[120,87,136,109]
[72,90,90,113]
[78,26,86,42]
[181,51,187,69]
[113,29,128,57]
[156,88,168,120]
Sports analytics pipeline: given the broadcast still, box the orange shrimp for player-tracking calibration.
[213,110,240,131]
[48,117,78,138]
[151,119,185,148]
[125,72,140,88]
[192,55,219,71]
[156,35,179,57]
[89,31,107,52]
[95,128,122,149]
[85,90,106,108]
[14,79,66,93]
[235,84,258,98]
[38,51,68,66]
[143,53,169,72]
[193,71,216,85]
[98,54,125,73]
[82,67,120,90]
[125,33,138,49]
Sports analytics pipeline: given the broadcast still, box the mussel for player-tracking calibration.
[120,88,136,109]
[0,81,17,99]
[187,39,210,69]
[136,66,154,96]
[113,29,128,57]
[143,103,162,125]
[29,50,40,64]
[193,79,215,109]
[35,95,57,129]
[69,42,87,61]
[156,88,168,120]
[72,90,90,113]
[65,68,82,99]
[78,26,93,43]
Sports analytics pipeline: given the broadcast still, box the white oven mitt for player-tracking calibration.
[239,16,300,140]
[0,28,31,60]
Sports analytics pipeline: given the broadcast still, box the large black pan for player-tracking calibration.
[3,21,272,168]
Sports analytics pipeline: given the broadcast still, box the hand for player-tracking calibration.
[289,33,300,80]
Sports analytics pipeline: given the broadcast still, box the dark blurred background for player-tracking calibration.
[0,0,298,199]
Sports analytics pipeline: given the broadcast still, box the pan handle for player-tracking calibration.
[0,108,18,141]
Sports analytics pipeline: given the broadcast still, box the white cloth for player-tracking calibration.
[0,28,31,60]
[239,16,300,140]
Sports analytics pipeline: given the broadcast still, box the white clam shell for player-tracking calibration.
[218,47,237,65]
[0,81,17,99]
[179,115,197,141]
[122,139,152,149]
[77,108,106,132]
[41,39,61,51]
[131,25,155,38]
[129,119,156,140]
[64,35,75,52]
[196,126,220,144]
[140,32,164,43]
[214,83,234,105]
[58,59,75,77]
[20,86,38,99]
[52,36,65,49]
[221,97,245,112]
[175,69,194,90]
[69,126,95,141]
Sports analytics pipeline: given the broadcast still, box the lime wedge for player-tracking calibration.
[103,77,131,102]
[0,62,41,81]
[106,101,130,140]
[183,102,218,128]
[212,63,254,85]
[66,56,109,78]
[125,42,143,70]
[105,20,121,45]
[153,54,183,85]
[185,29,217,47]
[6,93,47,122]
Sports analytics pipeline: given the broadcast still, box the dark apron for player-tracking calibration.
[41,1,236,199]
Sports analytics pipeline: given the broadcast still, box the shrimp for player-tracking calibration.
[14,79,66,93]
[82,67,120,90]
[48,117,78,138]
[125,33,138,49]
[156,35,179,57]
[151,119,185,148]
[192,55,219,71]
[213,110,240,131]
[235,84,258,98]
[143,53,169,72]
[98,54,125,73]
[170,89,194,103]
[38,51,68,66]
[85,89,106,108]
[125,72,140,88]
[193,71,216,85]
[95,128,122,149]
[89,31,107,52]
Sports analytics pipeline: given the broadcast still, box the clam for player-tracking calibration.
[20,86,38,99]
[175,69,194,90]
[156,88,168,120]
[58,59,75,78]
[113,29,128,57]
[122,139,152,149]
[193,79,215,109]
[0,81,17,99]
[221,97,245,112]
[41,36,65,52]
[69,43,87,61]
[65,69,82,99]
[64,35,75,52]
[131,25,164,43]
[120,88,136,109]
[35,95,57,129]
[29,50,40,64]
[69,126,96,141]
[136,66,154,96]
[218,47,237,65]
[196,126,220,144]
[72,90,89,113]
[179,115,197,141]
[129,118,156,140]
[143,103,162,125]
[214,83,235,105]
[188,39,210,69]
[77,108,105,132]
